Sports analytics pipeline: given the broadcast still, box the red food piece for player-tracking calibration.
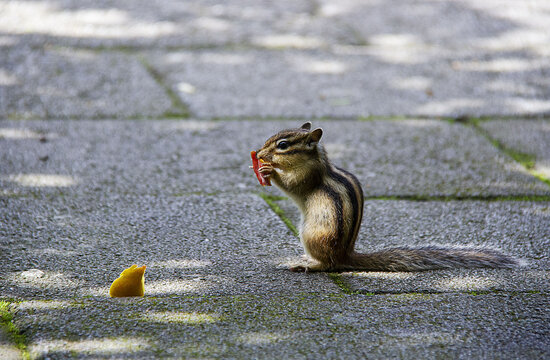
[250,151,271,186]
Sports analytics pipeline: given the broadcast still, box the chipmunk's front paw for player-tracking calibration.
[258,164,274,177]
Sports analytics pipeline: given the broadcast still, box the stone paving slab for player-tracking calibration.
[8,292,549,359]
[148,47,550,118]
[0,46,174,119]
[312,120,549,197]
[356,200,550,270]
[1,120,547,199]
[0,0,342,49]
[1,0,548,53]
[319,0,550,51]
[274,197,550,291]
[0,192,338,299]
[344,269,549,295]
[277,198,550,270]
[479,119,550,179]
[2,1,549,119]
[0,120,260,197]
[1,119,549,359]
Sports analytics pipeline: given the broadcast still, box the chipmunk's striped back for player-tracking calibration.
[321,165,364,256]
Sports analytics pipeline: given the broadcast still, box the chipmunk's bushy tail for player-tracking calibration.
[346,246,521,272]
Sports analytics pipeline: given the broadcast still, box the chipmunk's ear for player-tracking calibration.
[309,128,323,144]
[300,122,312,131]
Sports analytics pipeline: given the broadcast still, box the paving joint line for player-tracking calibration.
[352,289,545,296]
[365,195,550,202]
[256,192,354,294]
[138,56,192,119]
[327,273,360,295]
[0,300,29,360]
[257,193,299,237]
[45,42,262,53]
[44,38,439,53]
[465,117,550,189]
[4,114,550,122]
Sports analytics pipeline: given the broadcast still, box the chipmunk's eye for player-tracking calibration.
[276,140,290,150]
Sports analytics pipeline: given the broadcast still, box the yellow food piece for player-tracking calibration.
[109,265,146,297]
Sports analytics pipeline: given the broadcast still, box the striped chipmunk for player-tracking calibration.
[252,122,520,272]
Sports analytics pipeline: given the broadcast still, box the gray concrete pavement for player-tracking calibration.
[1,119,549,359]
[146,47,550,118]
[1,1,550,119]
[0,46,175,119]
[1,1,550,359]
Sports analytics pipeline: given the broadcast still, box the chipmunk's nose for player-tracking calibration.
[256,149,264,160]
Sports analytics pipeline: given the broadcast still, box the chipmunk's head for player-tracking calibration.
[256,122,324,170]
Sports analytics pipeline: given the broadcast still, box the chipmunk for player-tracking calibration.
[255,122,520,272]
